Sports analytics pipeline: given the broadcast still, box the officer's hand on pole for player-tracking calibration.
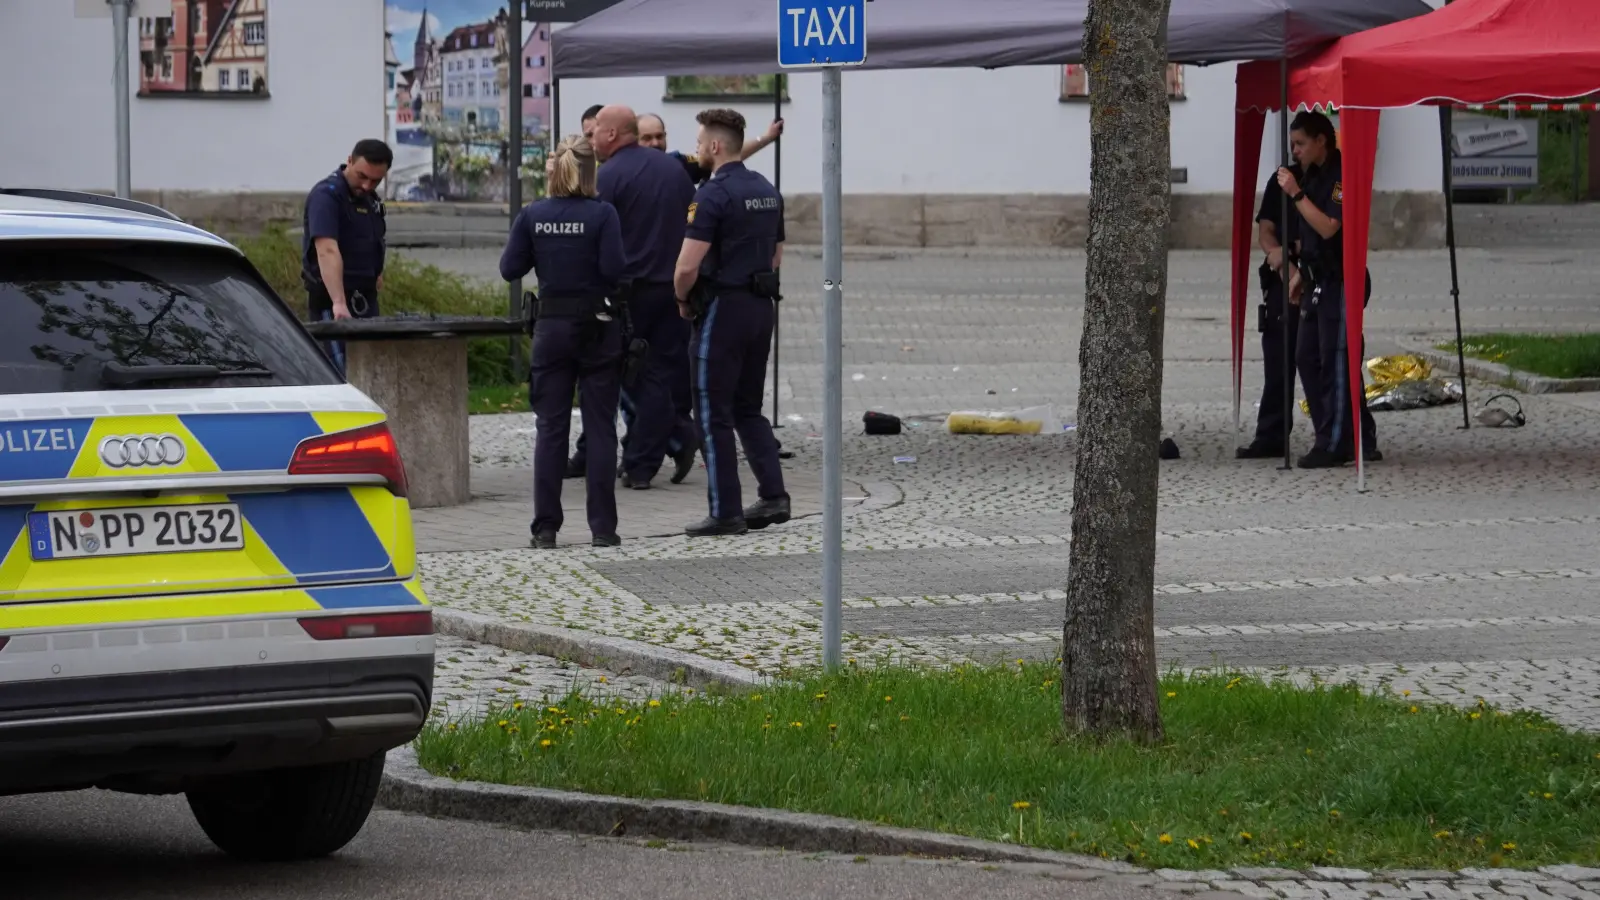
[1276,167,1301,198]
[766,119,784,141]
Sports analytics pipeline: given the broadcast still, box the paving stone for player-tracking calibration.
[1157,870,1237,883]
[1315,869,1375,881]
[1543,869,1600,884]
[1236,869,1307,881]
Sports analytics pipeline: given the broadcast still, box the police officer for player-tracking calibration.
[500,135,627,549]
[1236,159,1304,459]
[589,104,701,490]
[1277,112,1381,469]
[673,108,789,537]
[302,138,392,373]
[637,112,785,186]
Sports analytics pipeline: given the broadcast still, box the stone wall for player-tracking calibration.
[107,189,1447,250]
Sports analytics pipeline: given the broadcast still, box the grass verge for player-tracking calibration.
[232,225,525,390]
[1442,333,1600,380]
[469,384,530,415]
[417,663,1600,872]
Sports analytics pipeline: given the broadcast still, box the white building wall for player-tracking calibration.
[0,0,385,194]
[557,63,1441,197]
[0,1,1439,198]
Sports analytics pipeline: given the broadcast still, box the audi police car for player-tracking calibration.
[0,189,433,861]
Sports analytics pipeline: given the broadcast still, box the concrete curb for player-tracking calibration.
[432,608,769,692]
[1398,337,1600,395]
[378,746,1139,873]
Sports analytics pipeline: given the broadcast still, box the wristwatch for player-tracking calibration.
[1291,190,1306,203]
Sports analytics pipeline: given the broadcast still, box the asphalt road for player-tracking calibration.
[0,789,1184,900]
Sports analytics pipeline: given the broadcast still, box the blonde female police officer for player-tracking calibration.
[500,135,627,549]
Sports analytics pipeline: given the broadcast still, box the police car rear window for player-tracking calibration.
[0,244,339,395]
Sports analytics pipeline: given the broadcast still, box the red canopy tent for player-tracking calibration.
[1228,0,1600,488]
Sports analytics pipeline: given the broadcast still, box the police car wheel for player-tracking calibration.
[184,751,386,861]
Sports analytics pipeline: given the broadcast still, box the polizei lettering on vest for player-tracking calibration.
[744,197,780,211]
[534,222,587,235]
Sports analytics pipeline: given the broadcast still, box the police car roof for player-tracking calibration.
[0,191,238,252]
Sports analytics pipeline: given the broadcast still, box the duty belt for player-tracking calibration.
[534,295,613,319]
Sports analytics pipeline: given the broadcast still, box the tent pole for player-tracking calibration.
[1278,58,1293,472]
[772,75,784,428]
[1439,104,1470,429]
[551,77,561,151]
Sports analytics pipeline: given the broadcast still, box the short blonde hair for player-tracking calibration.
[547,134,598,198]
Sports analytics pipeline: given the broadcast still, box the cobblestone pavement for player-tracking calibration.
[406,240,1600,739]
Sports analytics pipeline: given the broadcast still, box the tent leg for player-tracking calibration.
[1278,59,1293,472]
[1439,105,1470,429]
[772,76,784,428]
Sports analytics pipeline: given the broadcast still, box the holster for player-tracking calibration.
[617,294,649,388]
[686,280,711,321]
[521,290,538,335]
[749,270,782,301]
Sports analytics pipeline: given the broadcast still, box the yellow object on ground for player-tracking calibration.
[947,412,1043,435]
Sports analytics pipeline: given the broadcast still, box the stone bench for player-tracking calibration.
[303,315,524,509]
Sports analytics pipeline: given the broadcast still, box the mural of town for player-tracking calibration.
[138,0,269,97]
[385,2,553,203]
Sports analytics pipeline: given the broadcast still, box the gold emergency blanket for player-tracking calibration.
[1299,354,1463,415]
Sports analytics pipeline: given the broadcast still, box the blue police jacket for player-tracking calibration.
[685,161,785,290]
[597,142,695,284]
[301,166,387,288]
[499,195,625,299]
[1298,150,1345,275]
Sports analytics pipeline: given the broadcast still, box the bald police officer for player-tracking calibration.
[674,108,789,538]
[590,104,700,491]
[302,138,392,373]
[501,135,627,549]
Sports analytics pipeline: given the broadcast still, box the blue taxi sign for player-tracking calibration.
[777,0,867,68]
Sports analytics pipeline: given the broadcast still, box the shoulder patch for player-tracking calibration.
[1332,182,1343,203]
[686,202,698,224]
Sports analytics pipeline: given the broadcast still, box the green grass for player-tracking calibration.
[468,383,530,415]
[1441,333,1600,380]
[417,664,1600,871]
[232,225,526,390]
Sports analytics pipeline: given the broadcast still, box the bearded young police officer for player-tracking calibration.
[302,138,392,373]
[673,108,790,538]
[500,135,626,549]
[1278,112,1381,469]
[1237,158,1306,459]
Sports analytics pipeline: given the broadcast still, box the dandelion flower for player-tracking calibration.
[1543,792,1554,799]
[1166,691,1177,698]
[1502,842,1517,851]
[513,701,524,711]
[1186,839,1200,850]
[1158,833,1173,844]
[496,719,509,728]
[648,699,662,708]
[1239,832,1253,842]
[1012,801,1031,810]
[884,696,893,703]
[790,721,804,728]
[539,739,554,748]
[1409,705,1419,714]
[1434,830,1451,839]
[1329,810,1341,819]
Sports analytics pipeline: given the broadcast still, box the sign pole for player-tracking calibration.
[820,65,843,672]
[778,0,864,672]
[111,0,133,198]
[508,0,525,377]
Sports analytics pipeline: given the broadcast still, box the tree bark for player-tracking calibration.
[1061,0,1172,744]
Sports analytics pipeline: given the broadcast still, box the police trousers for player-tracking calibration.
[1296,279,1378,458]
[691,292,786,521]
[1251,278,1300,448]
[529,317,623,536]
[619,283,697,481]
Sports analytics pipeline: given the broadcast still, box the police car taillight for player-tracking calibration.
[288,423,410,497]
[297,611,432,640]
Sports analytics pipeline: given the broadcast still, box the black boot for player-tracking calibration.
[685,516,748,537]
[744,495,791,530]
[530,529,558,549]
[591,533,622,548]
[670,439,699,485]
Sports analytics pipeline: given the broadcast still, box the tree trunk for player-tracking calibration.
[1061,0,1172,744]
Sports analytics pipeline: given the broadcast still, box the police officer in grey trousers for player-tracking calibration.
[588,104,701,491]
[500,135,627,549]
[673,108,790,537]
[1278,111,1381,469]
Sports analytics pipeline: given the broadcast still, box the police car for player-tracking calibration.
[0,189,433,860]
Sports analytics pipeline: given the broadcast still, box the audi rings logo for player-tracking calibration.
[99,434,188,468]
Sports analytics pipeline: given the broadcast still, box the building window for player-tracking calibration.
[243,21,264,45]
[468,57,475,69]
[467,81,475,97]
[522,84,532,98]
[219,69,230,89]
[161,54,173,79]
[387,71,396,89]
[237,67,249,90]
[470,34,477,47]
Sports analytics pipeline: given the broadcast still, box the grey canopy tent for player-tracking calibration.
[550,0,1434,77]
